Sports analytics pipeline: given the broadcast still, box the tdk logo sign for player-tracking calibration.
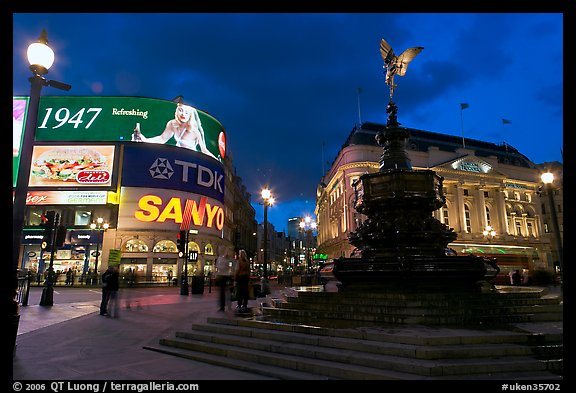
[173,159,224,194]
[149,157,223,194]
[149,158,174,179]
[123,145,225,204]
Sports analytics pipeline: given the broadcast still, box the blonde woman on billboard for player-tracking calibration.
[132,103,217,160]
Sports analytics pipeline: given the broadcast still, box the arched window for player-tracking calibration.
[204,243,214,255]
[153,240,177,253]
[188,241,200,253]
[123,239,149,252]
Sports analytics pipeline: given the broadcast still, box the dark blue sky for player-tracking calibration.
[12,13,564,233]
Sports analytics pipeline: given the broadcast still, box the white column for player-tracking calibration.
[476,187,487,231]
[453,183,465,233]
[496,187,509,234]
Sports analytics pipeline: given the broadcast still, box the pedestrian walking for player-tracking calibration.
[234,249,251,313]
[100,266,120,317]
[511,269,522,286]
[214,246,234,311]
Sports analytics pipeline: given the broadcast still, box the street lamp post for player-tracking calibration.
[261,187,274,295]
[299,216,317,272]
[541,171,563,289]
[39,212,60,307]
[482,225,496,243]
[90,218,109,278]
[11,30,71,357]
[180,232,189,296]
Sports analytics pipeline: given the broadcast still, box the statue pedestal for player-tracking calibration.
[334,127,500,292]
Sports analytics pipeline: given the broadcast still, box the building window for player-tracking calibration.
[527,222,534,237]
[442,205,449,226]
[464,205,472,233]
[153,240,177,253]
[204,243,214,255]
[188,242,200,253]
[485,206,491,227]
[514,192,520,201]
[484,191,489,198]
[75,210,92,226]
[544,223,549,233]
[515,221,523,236]
[123,239,149,252]
[463,189,469,196]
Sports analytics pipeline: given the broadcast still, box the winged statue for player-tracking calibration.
[380,38,424,99]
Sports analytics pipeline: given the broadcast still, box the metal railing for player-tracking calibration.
[16,271,32,306]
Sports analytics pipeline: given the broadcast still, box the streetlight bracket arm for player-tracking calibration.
[47,79,72,91]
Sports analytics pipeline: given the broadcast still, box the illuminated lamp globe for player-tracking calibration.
[541,172,554,185]
[27,31,55,75]
[261,188,271,200]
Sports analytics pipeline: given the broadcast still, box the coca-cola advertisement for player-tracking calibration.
[28,145,115,187]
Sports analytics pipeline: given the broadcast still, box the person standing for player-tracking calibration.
[100,266,120,317]
[235,249,251,313]
[215,246,234,311]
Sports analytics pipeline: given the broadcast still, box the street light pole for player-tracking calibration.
[261,188,274,296]
[39,212,59,306]
[541,172,563,289]
[263,201,269,279]
[90,217,109,277]
[180,232,189,296]
[299,216,317,273]
[11,30,71,357]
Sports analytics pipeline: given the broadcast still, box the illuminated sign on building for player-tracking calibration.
[121,143,225,203]
[117,187,224,236]
[29,145,116,188]
[33,96,225,162]
[13,97,30,187]
[451,158,492,173]
[25,190,108,205]
[505,183,529,189]
[135,194,224,230]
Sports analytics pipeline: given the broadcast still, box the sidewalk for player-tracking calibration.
[13,285,280,380]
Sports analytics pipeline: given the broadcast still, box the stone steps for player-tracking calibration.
[263,306,563,326]
[145,316,562,380]
[263,289,563,326]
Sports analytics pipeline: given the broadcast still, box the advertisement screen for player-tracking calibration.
[117,187,225,236]
[34,96,226,162]
[25,190,109,205]
[13,97,30,187]
[121,143,225,203]
[29,145,116,188]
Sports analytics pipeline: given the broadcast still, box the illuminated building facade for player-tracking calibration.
[14,96,256,284]
[315,122,562,283]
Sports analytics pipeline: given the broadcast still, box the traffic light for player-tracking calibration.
[177,230,187,255]
[54,225,67,248]
[40,211,56,251]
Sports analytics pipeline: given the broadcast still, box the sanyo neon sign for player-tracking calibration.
[134,194,224,230]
